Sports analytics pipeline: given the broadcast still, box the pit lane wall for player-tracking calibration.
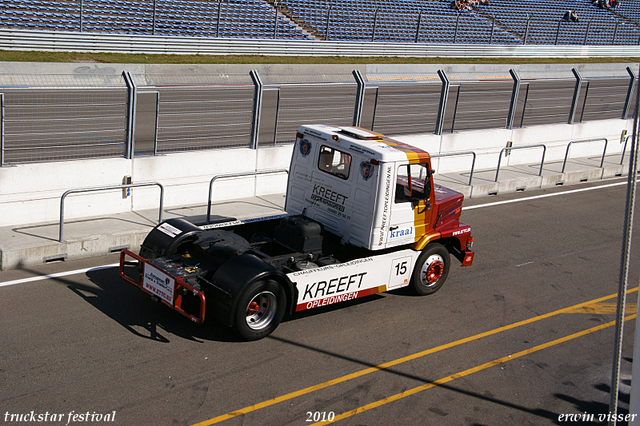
[0,117,632,228]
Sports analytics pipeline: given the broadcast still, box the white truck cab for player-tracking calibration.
[287,124,462,252]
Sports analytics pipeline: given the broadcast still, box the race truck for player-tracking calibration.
[119,124,475,340]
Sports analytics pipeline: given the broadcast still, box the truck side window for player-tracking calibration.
[395,163,430,203]
[318,145,351,180]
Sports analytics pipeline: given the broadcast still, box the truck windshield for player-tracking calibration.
[395,163,430,203]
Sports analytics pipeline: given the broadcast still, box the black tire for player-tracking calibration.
[233,279,286,341]
[410,243,450,295]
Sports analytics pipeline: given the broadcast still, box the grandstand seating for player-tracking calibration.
[1,0,639,44]
[0,0,310,39]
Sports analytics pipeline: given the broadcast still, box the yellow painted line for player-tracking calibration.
[312,314,637,425]
[565,302,637,315]
[190,288,637,426]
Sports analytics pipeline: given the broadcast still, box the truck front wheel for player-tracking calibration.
[234,280,286,341]
[411,243,450,295]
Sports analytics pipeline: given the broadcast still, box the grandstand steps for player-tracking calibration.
[472,7,525,43]
[609,8,640,29]
[269,0,319,40]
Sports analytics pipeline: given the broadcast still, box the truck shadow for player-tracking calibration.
[552,379,631,425]
[15,264,240,343]
[81,265,244,342]
[23,263,388,343]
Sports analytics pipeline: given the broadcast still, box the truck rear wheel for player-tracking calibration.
[411,243,450,295]
[234,280,286,341]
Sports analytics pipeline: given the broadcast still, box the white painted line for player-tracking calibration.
[463,180,630,211]
[0,263,119,288]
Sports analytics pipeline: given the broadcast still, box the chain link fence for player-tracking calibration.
[256,73,359,145]
[0,73,128,164]
[363,75,442,136]
[0,67,636,166]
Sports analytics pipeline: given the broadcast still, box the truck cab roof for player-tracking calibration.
[299,124,431,164]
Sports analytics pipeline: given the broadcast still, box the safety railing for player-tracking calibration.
[3,29,640,58]
[431,151,477,185]
[561,138,608,173]
[621,134,634,165]
[59,182,164,242]
[206,169,289,223]
[495,144,547,182]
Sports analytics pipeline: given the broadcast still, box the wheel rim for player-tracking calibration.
[245,291,277,331]
[420,254,445,286]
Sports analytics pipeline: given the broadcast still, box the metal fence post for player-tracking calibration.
[623,66,637,120]
[435,70,450,135]
[454,12,460,43]
[555,20,561,45]
[152,0,157,35]
[584,20,591,45]
[0,93,4,167]
[153,91,160,155]
[609,64,640,426]
[325,6,332,40]
[489,15,495,44]
[79,0,83,32]
[273,3,278,39]
[249,70,263,150]
[613,21,619,45]
[217,0,222,37]
[568,68,583,125]
[523,16,530,44]
[415,11,422,43]
[371,8,378,41]
[122,70,137,160]
[506,69,521,129]
[352,70,366,127]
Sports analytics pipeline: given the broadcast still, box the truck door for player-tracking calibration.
[387,162,433,248]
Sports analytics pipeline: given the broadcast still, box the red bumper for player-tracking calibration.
[119,249,206,324]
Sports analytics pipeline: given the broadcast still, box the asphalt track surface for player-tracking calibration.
[1,177,640,426]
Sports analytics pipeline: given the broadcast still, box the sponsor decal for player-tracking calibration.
[390,226,414,239]
[360,161,375,181]
[299,139,312,157]
[311,184,348,213]
[302,271,367,301]
[378,166,392,246]
[298,285,385,311]
[157,222,182,238]
[292,259,375,310]
[200,213,289,230]
[453,227,471,236]
[143,264,175,304]
[304,291,360,310]
[348,144,377,156]
[290,257,374,277]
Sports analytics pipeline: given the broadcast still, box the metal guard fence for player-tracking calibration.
[0,65,636,166]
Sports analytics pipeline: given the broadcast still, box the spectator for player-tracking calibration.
[453,0,480,10]
[562,10,579,22]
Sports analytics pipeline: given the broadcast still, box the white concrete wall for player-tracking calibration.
[395,118,633,175]
[0,119,633,227]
